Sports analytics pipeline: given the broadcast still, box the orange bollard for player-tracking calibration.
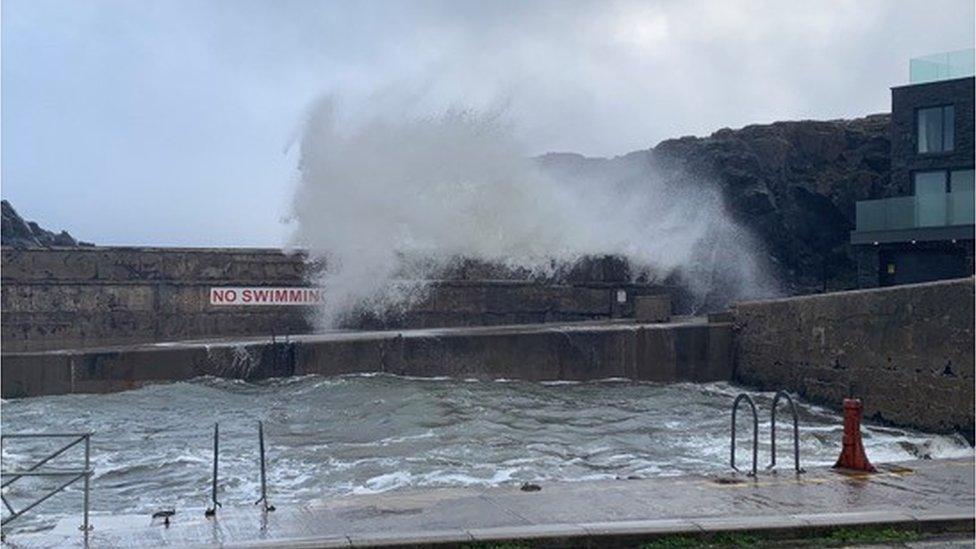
[833,398,877,472]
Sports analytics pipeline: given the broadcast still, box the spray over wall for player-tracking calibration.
[289,95,778,328]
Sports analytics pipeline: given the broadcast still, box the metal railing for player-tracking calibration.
[767,391,804,474]
[1,422,274,536]
[730,391,807,477]
[1,433,93,531]
[254,422,275,512]
[730,393,758,476]
[205,422,275,517]
[204,424,221,517]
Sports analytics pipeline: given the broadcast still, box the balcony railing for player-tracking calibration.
[909,48,975,84]
[855,191,975,233]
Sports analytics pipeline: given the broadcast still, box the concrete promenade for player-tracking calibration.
[5,457,973,548]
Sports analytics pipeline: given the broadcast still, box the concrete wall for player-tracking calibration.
[1,247,668,351]
[1,320,733,398]
[733,277,974,441]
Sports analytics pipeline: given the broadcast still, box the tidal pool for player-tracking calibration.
[1,374,971,532]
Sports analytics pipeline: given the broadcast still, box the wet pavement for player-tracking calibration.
[3,456,972,548]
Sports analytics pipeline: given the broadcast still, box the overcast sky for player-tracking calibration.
[2,0,974,247]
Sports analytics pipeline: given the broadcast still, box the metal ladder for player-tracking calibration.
[730,391,804,476]
[767,390,805,474]
[730,394,758,476]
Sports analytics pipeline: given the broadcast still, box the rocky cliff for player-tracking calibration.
[539,114,891,295]
[1,200,92,248]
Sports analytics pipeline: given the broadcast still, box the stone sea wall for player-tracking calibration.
[1,320,732,398]
[1,247,667,351]
[1,247,310,351]
[732,277,975,441]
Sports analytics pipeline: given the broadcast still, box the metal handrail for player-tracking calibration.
[205,424,221,517]
[0,433,93,531]
[767,391,805,474]
[204,422,276,517]
[730,393,758,476]
[254,422,274,512]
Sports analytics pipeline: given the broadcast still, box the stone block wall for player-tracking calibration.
[634,295,671,322]
[1,247,312,351]
[2,247,668,351]
[733,277,975,441]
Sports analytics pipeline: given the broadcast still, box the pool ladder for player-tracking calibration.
[730,391,805,476]
[205,421,276,518]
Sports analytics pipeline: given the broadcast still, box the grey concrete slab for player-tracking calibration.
[906,537,976,549]
[910,510,976,524]
[3,457,972,548]
[790,510,917,527]
[578,518,702,536]
[213,534,354,549]
[693,514,811,532]
[347,529,472,547]
[467,523,590,544]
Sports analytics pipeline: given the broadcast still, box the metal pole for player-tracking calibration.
[730,402,737,470]
[254,422,274,512]
[751,404,758,477]
[81,435,90,531]
[205,423,221,516]
[770,399,778,468]
[792,402,801,473]
[259,422,266,503]
[213,423,218,505]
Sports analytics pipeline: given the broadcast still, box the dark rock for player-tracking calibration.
[539,114,892,295]
[1,200,91,248]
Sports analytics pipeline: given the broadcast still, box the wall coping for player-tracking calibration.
[734,276,974,308]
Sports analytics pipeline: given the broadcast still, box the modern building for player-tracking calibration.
[852,49,975,287]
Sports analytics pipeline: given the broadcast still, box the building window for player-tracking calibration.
[917,105,954,153]
[912,169,975,227]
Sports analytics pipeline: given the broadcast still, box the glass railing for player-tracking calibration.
[909,48,975,84]
[855,192,975,232]
[950,191,976,225]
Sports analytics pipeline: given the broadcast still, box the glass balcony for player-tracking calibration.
[855,192,975,232]
[909,48,975,84]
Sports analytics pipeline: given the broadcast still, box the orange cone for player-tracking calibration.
[833,398,877,472]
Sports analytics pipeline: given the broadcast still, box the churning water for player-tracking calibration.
[289,99,780,327]
[1,375,971,533]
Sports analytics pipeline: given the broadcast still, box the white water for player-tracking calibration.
[288,94,779,328]
[1,376,970,533]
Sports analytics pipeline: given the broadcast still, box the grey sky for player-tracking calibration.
[2,0,973,247]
